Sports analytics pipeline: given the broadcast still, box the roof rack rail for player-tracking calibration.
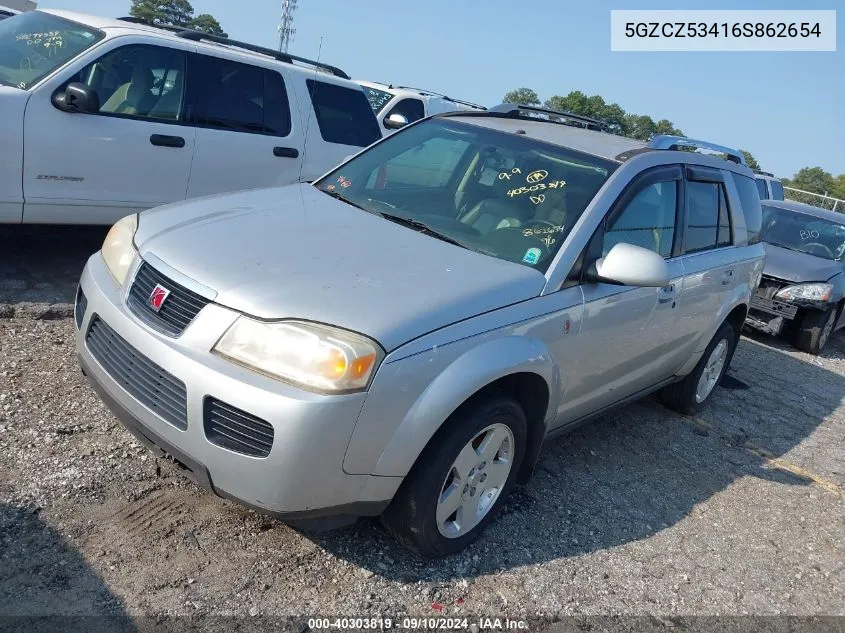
[115,17,350,79]
[754,170,775,177]
[488,103,610,132]
[391,85,486,110]
[648,135,746,165]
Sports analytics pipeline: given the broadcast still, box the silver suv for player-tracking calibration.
[75,104,765,557]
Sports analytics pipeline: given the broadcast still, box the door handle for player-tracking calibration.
[721,269,734,285]
[150,134,185,148]
[658,284,675,304]
[273,146,300,158]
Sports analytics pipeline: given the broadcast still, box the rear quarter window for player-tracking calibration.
[306,79,382,147]
[770,180,785,201]
[732,173,763,245]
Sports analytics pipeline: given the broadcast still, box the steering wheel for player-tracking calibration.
[804,242,834,258]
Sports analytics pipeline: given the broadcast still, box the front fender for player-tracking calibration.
[343,334,559,477]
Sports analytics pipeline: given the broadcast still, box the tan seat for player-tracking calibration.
[101,66,156,116]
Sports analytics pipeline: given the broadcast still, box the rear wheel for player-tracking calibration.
[661,321,736,415]
[381,396,526,557]
[795,306,837,355]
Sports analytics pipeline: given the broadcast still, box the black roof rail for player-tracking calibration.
[487,103,610,132]
[648,135,746,166]
[391,85,486,110]
[115,17,350,79]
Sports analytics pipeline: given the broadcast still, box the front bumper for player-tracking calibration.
[74,253,399,520]
[746,296,799,335]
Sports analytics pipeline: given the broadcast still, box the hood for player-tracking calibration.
[762,243,843,284]
[135,185,546,350]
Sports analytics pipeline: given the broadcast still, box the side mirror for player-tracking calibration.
[594,242,670,287]
[383,113,409,130]
[52,82,99,113]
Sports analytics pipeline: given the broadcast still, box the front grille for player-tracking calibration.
[203,398,274,458]
[127,262,210,337]
[74,286,87,330]
[86,316,188,430]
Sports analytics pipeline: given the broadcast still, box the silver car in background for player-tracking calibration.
[75,104,765,557]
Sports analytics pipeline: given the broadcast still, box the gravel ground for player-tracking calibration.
[0,228,843,630]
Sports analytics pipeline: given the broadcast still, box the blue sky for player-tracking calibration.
[46,0,842,179]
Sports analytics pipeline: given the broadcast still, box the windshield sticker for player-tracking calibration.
[522,247,542,265]
[507,180,566,198]
[526,170,549,184]
[522,226,564,237]
[498,167,523,181]
[326,184,336,192]
[337,176,352,188]
[800,230,821,240]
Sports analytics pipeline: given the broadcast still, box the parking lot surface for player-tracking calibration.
[0,228,843,622]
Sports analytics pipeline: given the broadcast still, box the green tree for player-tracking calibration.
[502,88,540,106]
[129,0,225,34]
[503,87,682,139]
[543,91,626,134]
[832,174,845,201]
[130,0,195,26]
[788,167,836,195]
[740,150,760,171]
[189,13,226,36]
[623,114,657,141]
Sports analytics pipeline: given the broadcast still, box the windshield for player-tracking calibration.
[314,118,617,272]
[761,205,845,260]
[0,11,103,89]
[361,85,394,114]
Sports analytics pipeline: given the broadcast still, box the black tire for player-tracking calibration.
[794,305,837,355]
[381,396,527,558]
[661,321,737,415]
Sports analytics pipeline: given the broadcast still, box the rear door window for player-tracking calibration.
[306,79,382,147]
[189,55,291,136]
[684,181,722,254]
[732,173,764,245]
[755,178,769,199]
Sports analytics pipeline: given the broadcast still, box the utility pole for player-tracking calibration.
[277,0,298,53]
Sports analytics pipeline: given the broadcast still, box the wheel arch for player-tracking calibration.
[367,336,558,480]
[439,372,551,485]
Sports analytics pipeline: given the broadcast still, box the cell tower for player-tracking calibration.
[277,0,298,53]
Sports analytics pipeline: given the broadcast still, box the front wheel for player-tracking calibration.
[381,396,527,557]
[661,321,737,415]
[794,305,837,355]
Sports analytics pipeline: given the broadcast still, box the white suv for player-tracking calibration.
[356,80,485,134]
[0,10,382,225]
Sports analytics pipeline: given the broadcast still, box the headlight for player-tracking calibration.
[775,283,833,303]
[101,214,138,286]
[213,318,383,393]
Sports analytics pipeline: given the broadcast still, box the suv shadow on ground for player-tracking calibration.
[0,226,107,308]
[0,502,136,632]
[306,335,844,579]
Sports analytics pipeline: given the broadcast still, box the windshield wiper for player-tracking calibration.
[319,188,372,213]
[320,189,469,250]
[379,213,469,249]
